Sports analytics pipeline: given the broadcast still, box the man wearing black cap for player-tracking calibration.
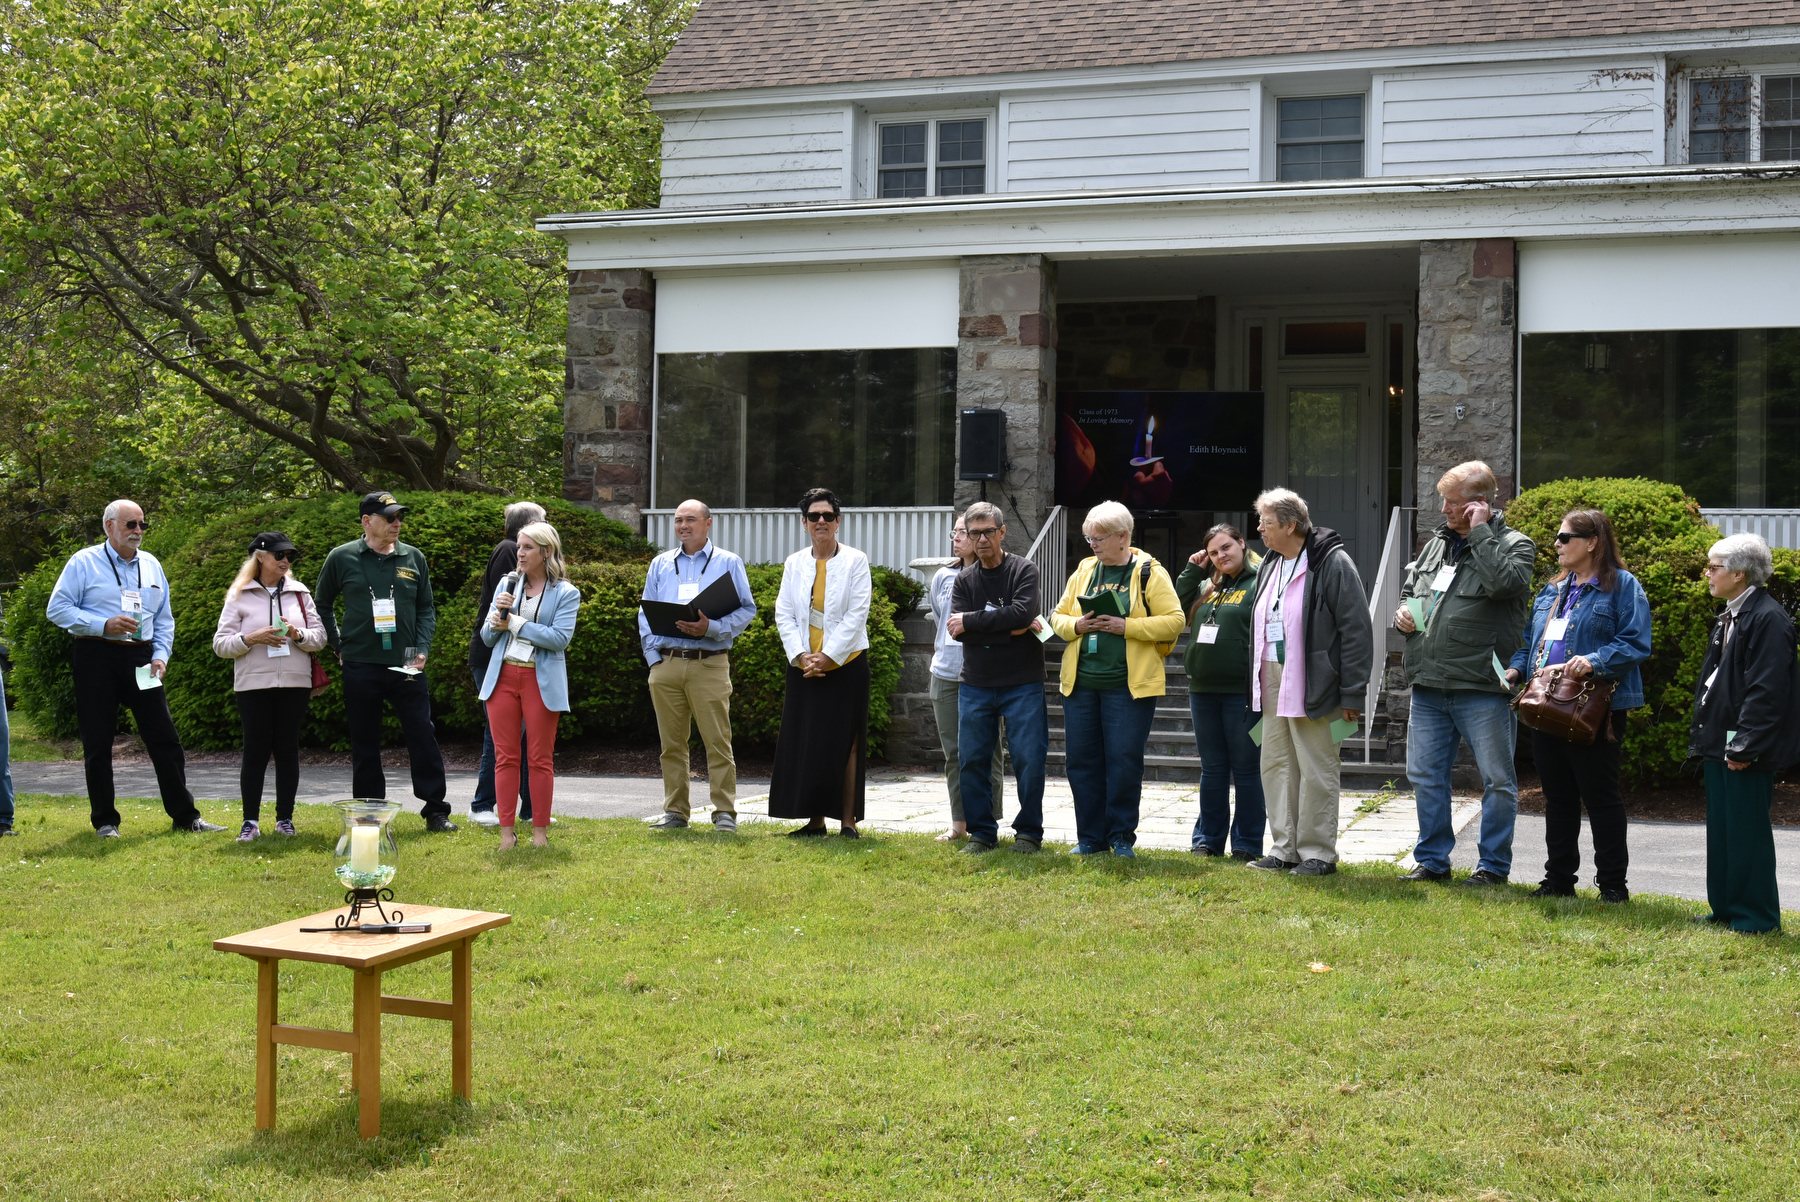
[313,492,455,831]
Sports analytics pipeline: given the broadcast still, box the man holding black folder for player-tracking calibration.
[638,500,757,831]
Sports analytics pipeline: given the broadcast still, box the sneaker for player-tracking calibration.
[1191,845,1222,857]
[1397,865,1451,882]
[236,821,259,843]
[1110,841,1136,859]
[1463,869,1509,887]
[425,815,459,833]
[178,818,227,833]
[712,813,738,834]
[1012,836,1041,854]
[962,838,997,854]
[274,820,296,837]
[1598,887,1630,905]
[1069,842,1107,856]
[647,813,689,830]
[1529,883,1576,899]
[96,824,120,839]
[1290,858,1337,876]
[469,810,500,828]
[1247,855,1298,873]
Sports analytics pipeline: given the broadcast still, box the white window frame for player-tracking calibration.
[867,110,995,199]
[1270,91,1368,182]
[1676,67,1800,164]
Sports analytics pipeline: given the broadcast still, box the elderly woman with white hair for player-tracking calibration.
[1049,501,1186,856]
[1689,532,1800,933]
[1246,488,1372,876]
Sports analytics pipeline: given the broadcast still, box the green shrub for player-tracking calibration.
[1505,477,1720,788]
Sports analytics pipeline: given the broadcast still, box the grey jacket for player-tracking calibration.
[1398,513,1535,694]
[1248,526,1373,720]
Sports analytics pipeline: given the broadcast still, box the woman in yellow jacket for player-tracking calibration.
[1050,501,1187,856]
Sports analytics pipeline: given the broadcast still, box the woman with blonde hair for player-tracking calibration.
[478,520,581,848]
[212,531,328,841]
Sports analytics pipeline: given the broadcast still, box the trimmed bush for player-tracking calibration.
[1505,477,1720,788]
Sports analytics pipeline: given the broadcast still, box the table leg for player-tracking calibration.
[255,958,277,1130]
[354,969,382,1139]
[452,937,472,1101]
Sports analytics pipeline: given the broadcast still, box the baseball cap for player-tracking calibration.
[247,531,300,556]
[360,491,408,519]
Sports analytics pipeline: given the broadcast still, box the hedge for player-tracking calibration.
[4,496,918,755]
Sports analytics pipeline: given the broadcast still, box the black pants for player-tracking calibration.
[237,687,311,822]
[340,660,450,819]
[72,640,198,830]
[1533,710,1629,892]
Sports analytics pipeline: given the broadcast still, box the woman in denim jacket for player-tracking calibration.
[1505,509,1651,902]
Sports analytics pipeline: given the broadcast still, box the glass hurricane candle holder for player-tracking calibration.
[331,800,404,928]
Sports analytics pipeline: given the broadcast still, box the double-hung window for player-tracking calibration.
[1687,73,1800,162]
[1276,96,1364,181]
[878,118,987,198]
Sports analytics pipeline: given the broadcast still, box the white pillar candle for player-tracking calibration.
[349,825,380,874]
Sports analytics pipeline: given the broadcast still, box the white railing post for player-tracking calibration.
[644,507,955,578]
[1025,505,1067,619]
[1699,508,1800,549]
[1362,507,1409,765]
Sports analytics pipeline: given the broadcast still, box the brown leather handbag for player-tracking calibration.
[1512,665,1616,745]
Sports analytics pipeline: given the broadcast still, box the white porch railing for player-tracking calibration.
[643,507,956,578]
[1361,506,1412,765]
[1700,508,1800,549]
[1025,505,1069,619]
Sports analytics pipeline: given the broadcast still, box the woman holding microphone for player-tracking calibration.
[478,522,581,849]
[213,532,328,842]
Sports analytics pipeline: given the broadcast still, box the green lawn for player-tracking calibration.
[1,794,1797,1200]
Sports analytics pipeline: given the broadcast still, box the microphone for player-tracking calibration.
[496,572,519,621]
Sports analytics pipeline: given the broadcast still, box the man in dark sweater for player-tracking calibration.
[948,501,1049,853]
[465,501,542,826]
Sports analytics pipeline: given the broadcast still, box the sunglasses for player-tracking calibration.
[118,519,150,532]
[268,549,298,561]
[1554,532,1590,544]
[803,511,839,523]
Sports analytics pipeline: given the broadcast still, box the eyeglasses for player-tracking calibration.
[1703,563,1730,574]
[951,530,967,540]
[804,511,839,523]
[966,527,1001,542]
[1083,532,1122,546]
[118,519,149,531]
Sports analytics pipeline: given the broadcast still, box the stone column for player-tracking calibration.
[564,269,653,530]
[954,254,1057,554]
[1415,239,1516,533]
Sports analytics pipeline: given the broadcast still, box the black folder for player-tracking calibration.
[639,573,745,637]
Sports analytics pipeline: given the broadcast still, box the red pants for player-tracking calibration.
[486,663,559,827]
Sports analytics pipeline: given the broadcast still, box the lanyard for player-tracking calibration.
[105,544,142,591]
[676,546,712,584]
[1268,554,1300,623]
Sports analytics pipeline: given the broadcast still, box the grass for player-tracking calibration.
[2,794,1798,1200]
[6,710,72,763]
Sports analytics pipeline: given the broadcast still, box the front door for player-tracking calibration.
[1285,380,1373,568]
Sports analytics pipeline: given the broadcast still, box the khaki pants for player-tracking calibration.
[1259,660,1340,865]
[929,675,1004,823]
[648,654,736,818]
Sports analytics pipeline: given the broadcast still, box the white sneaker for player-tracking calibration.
[469,810,500,828]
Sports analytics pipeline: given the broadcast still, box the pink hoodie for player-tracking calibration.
[212,577,329,691]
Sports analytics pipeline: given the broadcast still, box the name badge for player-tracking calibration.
[677,582,699,602]
[1704,668,1718,691]
[1430,566,1457,593]
[984,603,998,612]
[1265,620,1286,643]
[1544,617,1569,642]
[121,589,143,614]
[372,597,398,633]
[1197,626,1220,645]
[267,641,291,658]
[809,606,825,629]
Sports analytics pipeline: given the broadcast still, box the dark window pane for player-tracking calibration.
[937,165,985,195]
[654,354,746,509]
[1691,76,1750,162]
[879,168,927,198]
[1765,126,1798,161]
[1768,76,1797,124]
[1285,322,1367,356]
[1318,141,1362,176]
[1691,128,1749,164]
[938,119,985,165]
[1280,95,1362,140]
[1278,97,1322,140]
[879,123,927,166]
[1278,143,1321,180]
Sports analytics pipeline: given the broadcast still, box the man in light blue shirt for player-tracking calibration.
[45,499,220,837]
[638,500,756,832]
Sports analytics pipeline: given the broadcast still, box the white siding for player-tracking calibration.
[1377,62,1662,175]
[660,106,848,208]
[1004,85,1253,191]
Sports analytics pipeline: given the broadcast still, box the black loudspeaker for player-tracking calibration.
[959,408,1005,481]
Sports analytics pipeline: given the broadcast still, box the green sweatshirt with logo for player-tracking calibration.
[314,537,437,665]
[1175,557,1261,694]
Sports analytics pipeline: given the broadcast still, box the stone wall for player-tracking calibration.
[1415,239,1517,533]
[879,617,946,767]
[564,269,654,529]
[1057,297,1216,392]
[954,255,1057,555]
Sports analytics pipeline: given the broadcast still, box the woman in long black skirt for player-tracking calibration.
[770,488,873,836]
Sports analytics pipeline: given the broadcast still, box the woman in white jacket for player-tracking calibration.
[212,532,328,841]
[771,488,872,837]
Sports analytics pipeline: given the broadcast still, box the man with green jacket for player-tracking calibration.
[314,492,455,832]
[1393,462,1534,885]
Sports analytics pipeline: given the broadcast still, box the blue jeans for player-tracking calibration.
[470,666,530,820]
[959,681,1048,844]
[1406,686,1518,876]
[0,670,14,828]
[1190,691,1265,855]
[1063,685,1157,849]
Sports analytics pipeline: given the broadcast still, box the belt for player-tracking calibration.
[75,636,144,646]
[662,648,726,660]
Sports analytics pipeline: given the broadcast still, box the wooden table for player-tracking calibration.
[214,905,511,1139]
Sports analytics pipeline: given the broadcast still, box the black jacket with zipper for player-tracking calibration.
[1247,526,1372,720]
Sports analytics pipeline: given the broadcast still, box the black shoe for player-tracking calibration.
[1398,865,1451,882]
[1599,887,1629,904]
[962,838,997,855]
[1229,849,1258,862]
[425,815,459,833]
[1247,855,1299,873]
[0,824,14,837]
[1191,845,1222,857]
[787,824,828,838]
[1463,869,1509,887]
[1290,858,1337,877]
[1690,913,1727,925]
[837,826,861,839]
[1530,883,1577,899]
[1013,836,1041,854]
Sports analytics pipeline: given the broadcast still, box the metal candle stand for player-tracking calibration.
[337,887,404,929]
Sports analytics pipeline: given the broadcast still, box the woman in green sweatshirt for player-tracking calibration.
[1174,524,1265,859]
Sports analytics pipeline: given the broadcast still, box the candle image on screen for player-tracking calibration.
[349,825,380,874]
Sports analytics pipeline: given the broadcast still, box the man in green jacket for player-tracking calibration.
[314,492,455,832]
[1393,462,1534,886]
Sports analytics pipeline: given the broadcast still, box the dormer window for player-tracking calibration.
[878,118,988,198]
[1685,73,1800,163]
[1276,96,1364,181]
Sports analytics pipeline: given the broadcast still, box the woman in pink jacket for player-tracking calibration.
[212,532,328,841]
